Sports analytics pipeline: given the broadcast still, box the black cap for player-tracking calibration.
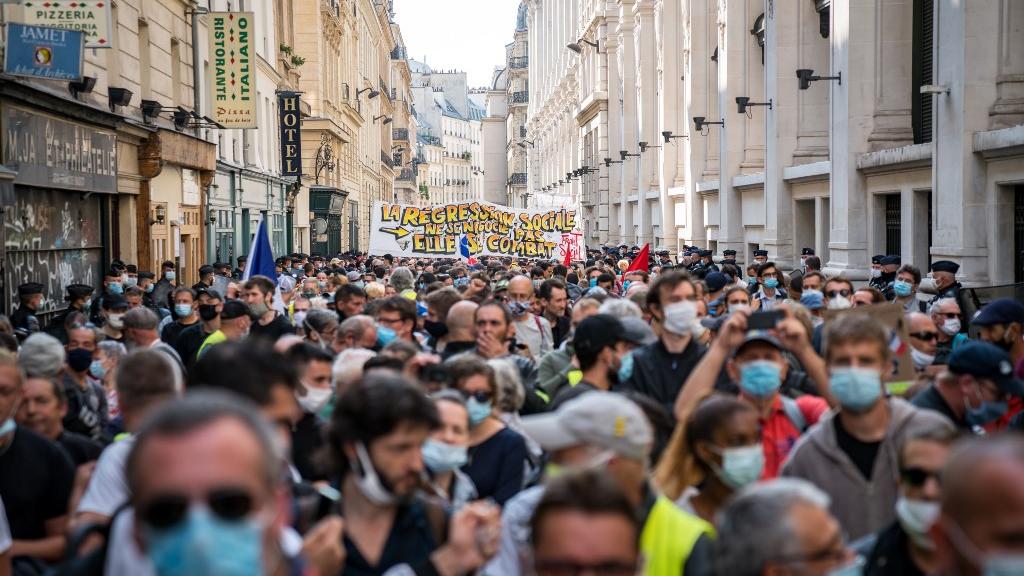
[736,330,784,356]
[125,264,138,274]
[801,248,815,256]
[949,341,1024,396]
[705,271,728,292]
[871,255,885,265]
[881,255,901,266]
[17,282,44,296]
[237,255,247,263]
[220,300,251,320]
[66,283,94,299]
[573,314,624,357]
[698,249,712,257]
[973,298,1024,327]
[931,260,960,274]
[723,249,737,256]
[753,250,768,257]
[162,260,176,269]
[102,294,129,310]
[138,271,156,280]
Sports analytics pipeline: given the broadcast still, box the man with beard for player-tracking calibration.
[549,315,628,409]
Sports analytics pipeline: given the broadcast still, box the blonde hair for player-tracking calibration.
[364,281,386,299]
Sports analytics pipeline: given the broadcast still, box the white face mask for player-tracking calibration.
[941,318,961,336]
[870,268,882,278]
[828,296,853,310]
[107,314,125,330]
[662,300,698,336]
[298,386,332,415]
[911,348,936,370]
[896,496,940,549]
[352,442,397,506]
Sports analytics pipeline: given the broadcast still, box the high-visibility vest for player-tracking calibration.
[640,496,715,576]
[197,330,227,359]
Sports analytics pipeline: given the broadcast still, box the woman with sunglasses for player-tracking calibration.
[446,355,528,506]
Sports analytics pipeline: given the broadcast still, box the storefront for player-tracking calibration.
[0,103,118,318]
[309,186,348,256]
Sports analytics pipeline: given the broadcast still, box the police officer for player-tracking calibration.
[872,255,900,296]
[868,255,884,284]
[233,255,248,280]
[928,261,965,325]
[721,249,738,269]
[799,247,815,272]
[11,282,44,342]
[657,250,672,267]
[45,283,94,344]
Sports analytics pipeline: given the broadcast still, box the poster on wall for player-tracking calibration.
[19,0,113,48]
[369,201,585,261]
[206,12,256,128]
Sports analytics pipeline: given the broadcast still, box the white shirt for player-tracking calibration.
[513,314,553,359]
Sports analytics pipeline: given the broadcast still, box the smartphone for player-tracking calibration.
[748,310,784,331]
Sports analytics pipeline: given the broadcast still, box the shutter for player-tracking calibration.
[913,0,934,144]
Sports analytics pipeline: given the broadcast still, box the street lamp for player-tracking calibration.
[567,39,599,54]
[796,69,842,90]
[662,131,687,144]
[620,150,640,161]
[693,116,725,135]
[357,87,381,99]
[735,96,773,115]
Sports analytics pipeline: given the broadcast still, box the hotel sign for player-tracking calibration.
[207,12,256,128]
[278,92,301,178]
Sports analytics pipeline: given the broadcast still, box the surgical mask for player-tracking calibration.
[145,506,264,576]
[298,387,332,415]
[763,278,779,290]
[827,557,865,576]
[249,301,270,317]
[198,304,219,322]
[870,268,882,278]
[965,398,1008,426]
[911,348,935,370]
[89,360,107,379]
[893,280,913,298]
[589,278,598,288]
[509,300,530,318]
[708,444,764,489]
[623,280,632,292]
[618,351,634,383]
[728,303,750,315]
[747,276,757,285]
[466,397,492,427]
[107,314,125,330]
[83,298,93,310]
[376,325,397,348]
[830,367,882,412]
[423,320,448,340]
[896,496,939,549]
[0,417,14,438]
[943,518,1024,576]
[422,440,468,473]
[351,441,397,506]
[293,311,308,328]
[174,304,193,318]
[108,282,123,295]
[67,348,93,373]
[124,277,139,288]
[739,360,782,399]
[828,296,854,310]
[663,300,698,336]
[941,318,961,336]
[145,283,155,293]
[353,280,366,289]
[165,271,176,281]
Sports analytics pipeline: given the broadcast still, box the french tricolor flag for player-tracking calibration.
[459,235,477,265]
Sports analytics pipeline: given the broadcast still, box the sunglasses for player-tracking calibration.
[939,312,960,319]
[826,289,852,298]
[909,331,938,341]
[463,390,493,403]
[138,488,255,529]
[901,467,941,487]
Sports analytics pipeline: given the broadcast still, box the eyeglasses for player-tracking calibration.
[463,390,493,403]
[825,289,851,298]
[939,312,960,319]
[909,331,938,341]
[901,467,942,487]
[138,487,255,529]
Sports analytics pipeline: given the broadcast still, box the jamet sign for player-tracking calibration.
[369,201,585,260]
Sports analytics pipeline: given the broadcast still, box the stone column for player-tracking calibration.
[635,0,658,246]
[682,0,709,249]
[717,0,744,254]
[991,0,1024,129]
[620,0,639,243]
[867,0,914,151]
[656,0,680,249]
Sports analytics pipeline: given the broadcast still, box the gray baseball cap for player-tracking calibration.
[520,392,652,460]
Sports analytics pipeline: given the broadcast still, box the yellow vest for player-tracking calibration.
[640,496,715,576]
[197,330,227,359]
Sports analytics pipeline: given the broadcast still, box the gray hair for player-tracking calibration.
[714,479,832,576]
[122,307,160,331]
[303,309,337,334]
[338,315,375,344]
[598,298,643,319]
[488,358,524,412]
[929,297,959,315]
[17,333,65,378]
[97,340,127,363]
[332,347,376,393]
[389,266,415,292]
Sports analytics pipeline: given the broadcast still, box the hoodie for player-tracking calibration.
[780,397,954,541]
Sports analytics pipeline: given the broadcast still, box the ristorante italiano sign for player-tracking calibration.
[207,12,256,128]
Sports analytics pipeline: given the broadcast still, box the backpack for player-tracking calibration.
[781,396,809,433]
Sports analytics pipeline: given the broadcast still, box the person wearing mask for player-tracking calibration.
[325,374,501,574]
[870,255,900,295]
[332,315,378,353]
[159,287,199,346]
[0,350,76,566]
[98,294,129,343]
[619,271,704,415]
[89,269,125,325]
[714,478,862,576]
[60,325,109,443]
[781,314,956,541]
[10,282,43,343]
[243,276,293,343]
[172,290,222,371]
[906,312,940,374]
[946,341,1024,432]
[45,284,94,344]
[151,262,177,313]
[121,307,185,381]
[798,247,816,272]
[537,279,571,349]
[507,276,553,359]
[537,298,600,398]
[930,435,1024,576]
[801,271,825,294]
[447,355,528,505]
[92,340,127,425]
[439,301,479,361]
[423,390,478,510]
[374,296,418,344]
[549,314,626,409]
[673,309,830,479]
[137,271,160,313]
[853,421,956,576]
[930,298,968,365]
[972,298,1024,366]
[927,260,964,313]
[752,249,769,268]
[720,248,738,269]
[702,272,730,317]
[196,300,251,359]
[894,265,927,313]
[753,261,787,310]
[287,343,335,482]
[422,288,462,353]
[300,309,338,350]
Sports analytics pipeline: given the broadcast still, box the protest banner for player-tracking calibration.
[369,201,585,261]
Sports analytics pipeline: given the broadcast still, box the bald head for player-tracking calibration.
[446,300,479,342]
[508,275,534,298]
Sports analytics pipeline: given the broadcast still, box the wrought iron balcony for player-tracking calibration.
[391,45,407,60]
[398,168,416,182]
[509,56,528,69]
[508,173,527,186]
[511,91,529,104]
[393,128,409,141]
[381,151,393,168]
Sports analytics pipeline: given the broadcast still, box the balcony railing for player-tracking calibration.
[511,91,529,104]
[379,78,390,99]
[508,173,527,186]
[519,126,527,138]
[391,45,407,60]
[393,128,409,141]
[509,56,528,69]
[398,168,416,182]
[381,151,393,168]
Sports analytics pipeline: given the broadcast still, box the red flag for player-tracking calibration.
[563,245,572,268]
[625,244,650,273]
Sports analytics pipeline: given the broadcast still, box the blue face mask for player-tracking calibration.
[466,397,492,427]
[422,439,468,473]
[145,284,155,293]
[455,277,469,288]
[830,367,883,412]
[376,325,397,348]
[108,282,124,295]
[89,360,106,380]
[589,278,598,288]
[0,418,15,438]
[893,280,913,298]
[763,278,779,290]
[618,351,634,383]
[174,304,193,318]
[965,400,1008,427]
[739,360,782,399]
[145,506,264,576]
[509,300,530,318]
[165,271,176,281]
[623,280,632,292]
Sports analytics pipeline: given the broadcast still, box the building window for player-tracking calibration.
[912,0,934,144]
[885,194,902,256]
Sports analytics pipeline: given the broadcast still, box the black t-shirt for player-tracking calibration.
[342,498,442,576]
[618,338,709,417]
[834,415,882,480]
[174,323,216,371]
[291,412,326,482]
[463,426,527,506]
[0,427,75,540]
[61,373,109,443]
[550,380,601,410]
[161,319,199,346]
[249,313,295,343]
[57,430,104,466]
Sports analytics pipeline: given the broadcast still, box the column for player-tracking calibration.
[636,0,658,246]
[717,0,744,254]
[619,0,639,243]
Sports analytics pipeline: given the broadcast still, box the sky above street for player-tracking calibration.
[393,0,523,88]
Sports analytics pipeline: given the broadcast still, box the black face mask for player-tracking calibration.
[423,319,449,340]
[198,304,219,322]
[67,348,93,373]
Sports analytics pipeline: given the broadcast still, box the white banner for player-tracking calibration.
[369,201,585,261]
[20,0,113,48]
[207,12,256,128]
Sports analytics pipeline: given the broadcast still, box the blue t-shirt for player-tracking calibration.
[463,427,528,505]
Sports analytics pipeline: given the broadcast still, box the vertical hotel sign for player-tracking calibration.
[278,92,301,178]
[207,12,256,128]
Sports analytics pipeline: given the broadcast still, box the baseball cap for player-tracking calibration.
[620,316,656,346]
[220,300,251,320]
[972,298,1024,327]
[520,392,653,460]
[573,314,624,357]
[705,272,728,292]
[346,271,362,282]
[102,294,129,310]
[949,341,1024,396]
[735,330,783,356]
